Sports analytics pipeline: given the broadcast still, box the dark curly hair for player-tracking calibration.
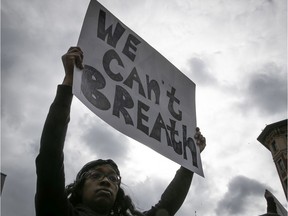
[65,159,144,216]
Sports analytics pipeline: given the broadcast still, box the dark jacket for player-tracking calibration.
[35,85,193,216]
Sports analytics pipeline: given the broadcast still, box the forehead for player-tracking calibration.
[91,164,117,174]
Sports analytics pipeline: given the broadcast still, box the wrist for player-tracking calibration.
[62,75,73,86]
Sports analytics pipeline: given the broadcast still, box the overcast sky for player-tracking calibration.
[1,0,287,216]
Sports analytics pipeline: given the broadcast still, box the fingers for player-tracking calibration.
[63,47,84,70]
[61,47,84,86]
[68,47,84,69]
[194,127,206,153]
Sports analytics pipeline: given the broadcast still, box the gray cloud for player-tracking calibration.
[124,176,167,212]
[1,1,68,127]
[237,63,287,116]
[177,175,217,216]
[79,116,131,165]
[1,144,37,216]
[216,175,268,216]
[188,57,218,86]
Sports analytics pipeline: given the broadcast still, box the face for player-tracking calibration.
[81,164,120,214]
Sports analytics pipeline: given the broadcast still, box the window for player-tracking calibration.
[271,141,277,152]
[277,159,286,174]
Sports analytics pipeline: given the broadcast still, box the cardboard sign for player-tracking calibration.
[73,0,203,176]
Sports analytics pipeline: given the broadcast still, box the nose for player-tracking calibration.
[99,176,111,185]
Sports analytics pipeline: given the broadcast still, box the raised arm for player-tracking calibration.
[35,47,83,216]
[144,128,206,216]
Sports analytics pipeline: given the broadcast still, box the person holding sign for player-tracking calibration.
[35,47,206,216]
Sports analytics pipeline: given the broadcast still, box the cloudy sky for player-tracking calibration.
[1,0,287,216]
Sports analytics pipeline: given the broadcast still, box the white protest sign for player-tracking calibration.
[73,0,204,176]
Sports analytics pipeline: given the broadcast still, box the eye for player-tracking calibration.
[90,172,103,180]
[108,174,119,183]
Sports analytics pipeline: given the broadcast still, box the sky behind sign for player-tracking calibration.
[1,0,287,216]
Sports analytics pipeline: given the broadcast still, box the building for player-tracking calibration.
[1,172,7,195]
[259,189,287,216]
[257,119,287,199]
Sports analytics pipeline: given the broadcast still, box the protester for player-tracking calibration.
[35,47,206,216]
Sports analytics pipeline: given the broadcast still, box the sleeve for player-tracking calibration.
[143,166,193,216]
[35,85,73,216]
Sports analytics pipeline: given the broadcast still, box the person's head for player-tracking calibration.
[66,159,121,214]
[66,159,144,216]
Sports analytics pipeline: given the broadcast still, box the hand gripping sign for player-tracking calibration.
[73,0,204,177]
